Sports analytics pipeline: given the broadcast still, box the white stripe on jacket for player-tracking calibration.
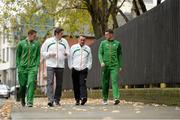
[68,44,92,71]
[41,37,70,68]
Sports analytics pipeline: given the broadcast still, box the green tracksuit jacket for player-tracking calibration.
[98,39,122,101]
[16,39,40,104]
[16,39,40,69]
[98,39,122,68]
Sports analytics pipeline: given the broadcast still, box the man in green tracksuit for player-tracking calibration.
[98,29,122,105]
[16,29,40,107]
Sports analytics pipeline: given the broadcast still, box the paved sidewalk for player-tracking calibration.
[11,98,180,120]
[0,98,6,108]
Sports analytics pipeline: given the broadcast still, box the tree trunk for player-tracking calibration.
[111,13,119,29]
[91,16,103,39]
[157,0,162,5]
[83,0,118,39]
[132,0,147,16]
[133,0,140,16]
[138,0,147,12]
[110,0,119,29]
[118,9,129,22]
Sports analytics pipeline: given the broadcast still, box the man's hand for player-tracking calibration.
[49,53,56,58]
[101,62,105,67]
[64,53,67,56]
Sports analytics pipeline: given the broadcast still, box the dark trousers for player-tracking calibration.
[72,68,88,101]
[47,67,63,103]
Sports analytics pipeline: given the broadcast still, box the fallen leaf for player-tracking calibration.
[136,111,141,113]
[68,111,72,115]
[102,117,112,120]
[152,104,160,107]
[112,110,120,113]
[175,107,180,110]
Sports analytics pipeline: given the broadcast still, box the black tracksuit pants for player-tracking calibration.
[72,68,88,101]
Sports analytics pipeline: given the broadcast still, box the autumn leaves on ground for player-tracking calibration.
[0,98,141,120]
[1,97,180,120]
[0,100,14,120]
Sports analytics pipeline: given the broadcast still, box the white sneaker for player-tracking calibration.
[102,100,108,105]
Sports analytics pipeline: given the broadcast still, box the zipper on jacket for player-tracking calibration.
[109,42,112,64]
[56,41,59,67]
[28,41,30,67]
[80,48,83,70]
[21,48,24,66]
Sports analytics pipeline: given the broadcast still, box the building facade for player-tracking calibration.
[0,24,17,87]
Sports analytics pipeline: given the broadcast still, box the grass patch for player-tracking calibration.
[34,88,180,106]
[60,88,180,106]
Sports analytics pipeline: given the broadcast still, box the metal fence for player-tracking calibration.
[62,0,180,89]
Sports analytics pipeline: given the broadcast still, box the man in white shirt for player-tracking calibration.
[68,35,92,105]
[41,28,70,107]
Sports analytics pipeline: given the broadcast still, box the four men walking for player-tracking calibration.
[16,28,122,107]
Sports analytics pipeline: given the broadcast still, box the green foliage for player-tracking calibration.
[1,0,127,38]
[1,0,93,38]
[58,9,93,36]
[40,0,93,36]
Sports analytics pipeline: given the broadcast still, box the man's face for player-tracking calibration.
[79,36,86,46]
[56,31,63,40]
[105,32,113,40]
[28,33,37,41]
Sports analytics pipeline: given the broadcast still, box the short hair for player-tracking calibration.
[28,29,37,35]
[105,29,114,34]
[78,35,86,41]
[54,27,64,35]
[79,35,85,38]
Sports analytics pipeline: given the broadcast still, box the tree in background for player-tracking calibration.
[1,0,148,39]
[157,0,162,5]
[132,0,147,16]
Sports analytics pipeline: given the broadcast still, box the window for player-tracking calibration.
[3,49,5,62]
[6,48,9,62]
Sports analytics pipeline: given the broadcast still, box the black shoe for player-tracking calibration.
[81,98,87,105]
[114,99,120,105]
[48,102,53,107]
[55,102,61,106]
[75,100,80,105]
[21,98,25,107]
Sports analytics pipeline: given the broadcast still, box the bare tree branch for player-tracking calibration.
[133,0,140,16]
[41,4,87,16]
[118,9,129,22]
[108,0,113,3]
[138,0,147,12]
[118,0,126,9]
[157,0,162,5]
